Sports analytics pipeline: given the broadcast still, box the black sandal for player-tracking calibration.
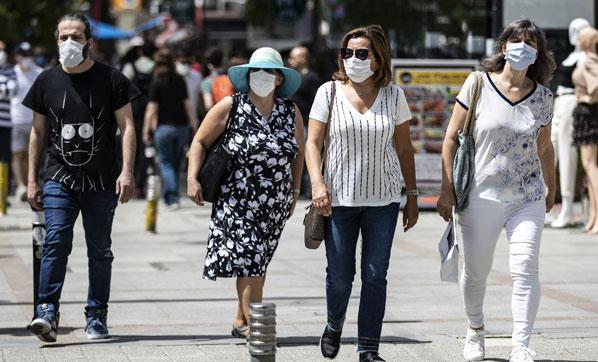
[231,324,249,339]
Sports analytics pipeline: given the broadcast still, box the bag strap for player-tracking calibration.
[321,81,336,173]
[463,71,483,136]
[224,93,239,133]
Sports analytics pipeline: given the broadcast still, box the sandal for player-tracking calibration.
[231,324,249,339]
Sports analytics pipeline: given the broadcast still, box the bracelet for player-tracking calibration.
[293,189,300,194]
[405,189,420,196]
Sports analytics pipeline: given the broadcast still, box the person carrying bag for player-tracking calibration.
[437,19,556,362]
[187,47,304,339]
[303,82,335,249]
[305,25,418,362]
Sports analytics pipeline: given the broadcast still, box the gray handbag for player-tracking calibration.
[453,71,482,212]
[303,81,336,249]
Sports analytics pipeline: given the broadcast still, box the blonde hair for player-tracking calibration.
[579,27,598,53]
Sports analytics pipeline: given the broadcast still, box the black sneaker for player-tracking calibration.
[320,325,342,359]
[29,303,59,343]
[359,352,386,362]
[85,309,109,339]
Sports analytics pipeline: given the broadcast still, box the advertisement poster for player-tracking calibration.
[392,59,478,207]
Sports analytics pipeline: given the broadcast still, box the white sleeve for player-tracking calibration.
[122,63,134,80]
[395,86,412,125]
[309,81,333,123]
[455,72,477,110]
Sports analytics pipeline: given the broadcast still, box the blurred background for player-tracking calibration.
[0,0,593,76]
[0,0,595,209]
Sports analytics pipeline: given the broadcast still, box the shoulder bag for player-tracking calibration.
[198,94,239,203]
[453,71,482,212]
[303,81,336,249]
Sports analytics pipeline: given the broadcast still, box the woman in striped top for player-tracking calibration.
[305,25,418,362]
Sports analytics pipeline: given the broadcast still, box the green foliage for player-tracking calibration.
[0,0,86,51]
[245,0,275,33]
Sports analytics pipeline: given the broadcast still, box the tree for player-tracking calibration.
[0,0,86,51]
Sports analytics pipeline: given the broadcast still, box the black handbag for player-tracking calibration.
[303,82,336,249]
[198,94,239,203]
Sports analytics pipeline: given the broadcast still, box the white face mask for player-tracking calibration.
[504,41,537,71]
[0,50,6,67]
[176,62,190,76]
[249,70,277,97]
[20,57,34,70]
[343,57,374,83]
[59,39,86,68]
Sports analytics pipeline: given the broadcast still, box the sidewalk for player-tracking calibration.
[1,196,597,361]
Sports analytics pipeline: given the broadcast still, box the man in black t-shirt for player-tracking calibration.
[24,14,140,343]
[288,46,322,198]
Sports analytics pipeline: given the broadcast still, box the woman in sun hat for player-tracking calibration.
[187,47,304,338]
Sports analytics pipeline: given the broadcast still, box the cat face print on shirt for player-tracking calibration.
[49,91,104,167]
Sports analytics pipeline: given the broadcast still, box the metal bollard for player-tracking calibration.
[0,161,8,216]
[145,175,160,233]
[31,210,45,314]
[248,303,277,362]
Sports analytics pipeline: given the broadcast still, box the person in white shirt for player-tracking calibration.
[548,18,590,228]
[437,19,556,362]
[175,52,203,123]
[11,42,42,201]
[306,25,418,362]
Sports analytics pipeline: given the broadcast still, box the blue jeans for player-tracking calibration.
[154,124,189,205]
[324,202,401,353]
[38,180,118,313]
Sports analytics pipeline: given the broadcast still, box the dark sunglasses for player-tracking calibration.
[340,48,369,61]
[249,68,277,75]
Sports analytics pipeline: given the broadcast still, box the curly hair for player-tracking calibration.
[482,19,556,86]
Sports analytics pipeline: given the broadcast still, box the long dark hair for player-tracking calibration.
[55,13,92,39]
[333,24,392,88]
[482,19,556,86]
[153,48,176,81]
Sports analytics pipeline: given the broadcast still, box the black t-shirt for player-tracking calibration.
[148,75,189,126]
[549,61,577,93]
[22,62,141,192]
[289,69,321,126]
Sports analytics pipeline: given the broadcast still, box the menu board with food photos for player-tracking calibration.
[392,59,478,205]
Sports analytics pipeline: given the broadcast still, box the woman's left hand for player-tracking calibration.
[403,196,419,232]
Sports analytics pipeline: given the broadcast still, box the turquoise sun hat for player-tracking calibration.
[228,47,301,98]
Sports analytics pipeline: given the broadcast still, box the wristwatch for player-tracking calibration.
[405,189,420,196]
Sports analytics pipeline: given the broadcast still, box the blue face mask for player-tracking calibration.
[505,41,537,71]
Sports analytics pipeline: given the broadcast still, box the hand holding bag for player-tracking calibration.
[453,71,482,212]
[438,207,459,282]
[198,94,239,203]
[303,82,336,249]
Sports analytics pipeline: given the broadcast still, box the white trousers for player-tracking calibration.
[458,195,545,347]
[551,94,578,214]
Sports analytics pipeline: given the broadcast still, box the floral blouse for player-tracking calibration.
[456,72,553,204]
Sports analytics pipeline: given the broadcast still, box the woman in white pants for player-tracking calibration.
[437,19,556,362]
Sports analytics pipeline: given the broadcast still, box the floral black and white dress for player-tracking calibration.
[203,93,298,280]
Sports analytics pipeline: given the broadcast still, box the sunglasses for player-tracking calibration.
[249,68,277,75]
[340,48,369,61]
